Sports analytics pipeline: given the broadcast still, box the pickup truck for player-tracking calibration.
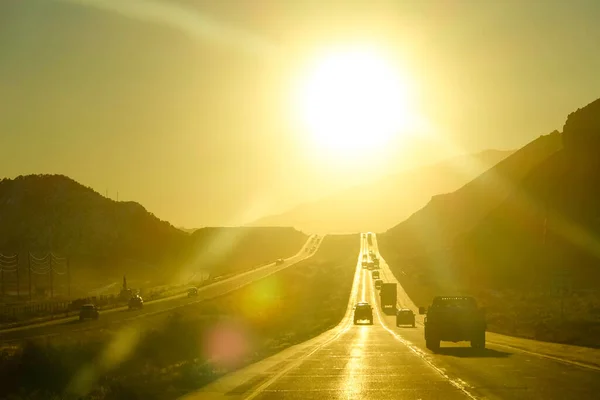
[419,296,486,351]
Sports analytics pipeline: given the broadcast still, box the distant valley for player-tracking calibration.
[250,149,514,233]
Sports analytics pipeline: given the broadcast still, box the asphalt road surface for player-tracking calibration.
[0,235,322,344]
[184,233,600,400]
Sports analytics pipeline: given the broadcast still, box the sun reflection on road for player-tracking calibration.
[341,325,370,399]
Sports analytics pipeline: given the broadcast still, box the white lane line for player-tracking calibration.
[243,322,354,400]
[487,341,600,372]
[368,273,480,400]
[372,235,600,373]
[243,235,365,400]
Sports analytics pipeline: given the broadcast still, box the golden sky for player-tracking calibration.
[1,0,599,227]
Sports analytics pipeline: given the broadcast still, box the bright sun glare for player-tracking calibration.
[296,47,412,158]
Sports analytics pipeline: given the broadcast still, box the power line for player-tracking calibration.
[0,253,18,260]
[29,253,50,262]
[51,253,67,262]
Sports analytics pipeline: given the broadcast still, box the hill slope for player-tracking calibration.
[380,98,600,347]
[0,175,307,296]
[455,98,600,290]
[251,149,514,233]
[0,174,186,265]
[381,131,562,258]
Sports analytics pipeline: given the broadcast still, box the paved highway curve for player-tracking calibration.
[0,235,321,344]
[183,233,600,400]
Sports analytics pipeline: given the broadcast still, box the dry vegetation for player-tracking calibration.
[0,235,358,399]
[379,98,600,348]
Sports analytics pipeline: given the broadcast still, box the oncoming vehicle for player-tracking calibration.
[353,302,373,325]
[275,258,285,265]
[188,287,198,297]
[374,279,383,289]
[420,296,486,351]
[396,308,415,327]
[79,304,99,321]
[128,295,144,310]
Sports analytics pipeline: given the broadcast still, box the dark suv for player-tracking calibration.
[128,295,144,310]
[396,308,415,327]
[79,304,99,321]
[353,302,373,325]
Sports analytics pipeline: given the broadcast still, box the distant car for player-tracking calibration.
[367,261,375,270]
[373,258,380,267]
[188,287,198,297]
[396,308,416,327]
[361,260,368,268]
[79,304,99,321]
[374,279,383,289]
[372,270,380,279]
[275,258,285,265]
[128,295,144,310]
[353,302,373,325]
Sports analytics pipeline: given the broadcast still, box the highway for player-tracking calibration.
[0,235,322,344]
[183,233,600,400]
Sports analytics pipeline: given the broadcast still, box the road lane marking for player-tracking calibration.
[368,271,480,400]
[487,341,600,372]
[242,235,366,400]
[372,235,600,374]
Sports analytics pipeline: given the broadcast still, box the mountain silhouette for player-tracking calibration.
[382,131,562,258]
[250,150,514,233]
[453,98,600,290]
[380,98,600,346]
[0,175,306,291]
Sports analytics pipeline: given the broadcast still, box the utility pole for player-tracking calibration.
[543,203,548,246]
[28,253,32,302]
[1,267,4,300]
[67,257,71,298]
[16,255,20,300]
[49,254,53,299]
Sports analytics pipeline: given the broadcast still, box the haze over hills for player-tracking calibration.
[250,149,514,234]
[379,98,600,346]
[455,98,600,290]
[0,175,306,293]
[382,130,562,257]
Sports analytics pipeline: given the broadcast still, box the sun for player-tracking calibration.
[295,46,413,158]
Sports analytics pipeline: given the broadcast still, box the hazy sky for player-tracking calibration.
[1,0,599,227]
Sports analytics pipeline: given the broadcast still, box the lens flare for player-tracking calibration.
[203,320,250,369]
